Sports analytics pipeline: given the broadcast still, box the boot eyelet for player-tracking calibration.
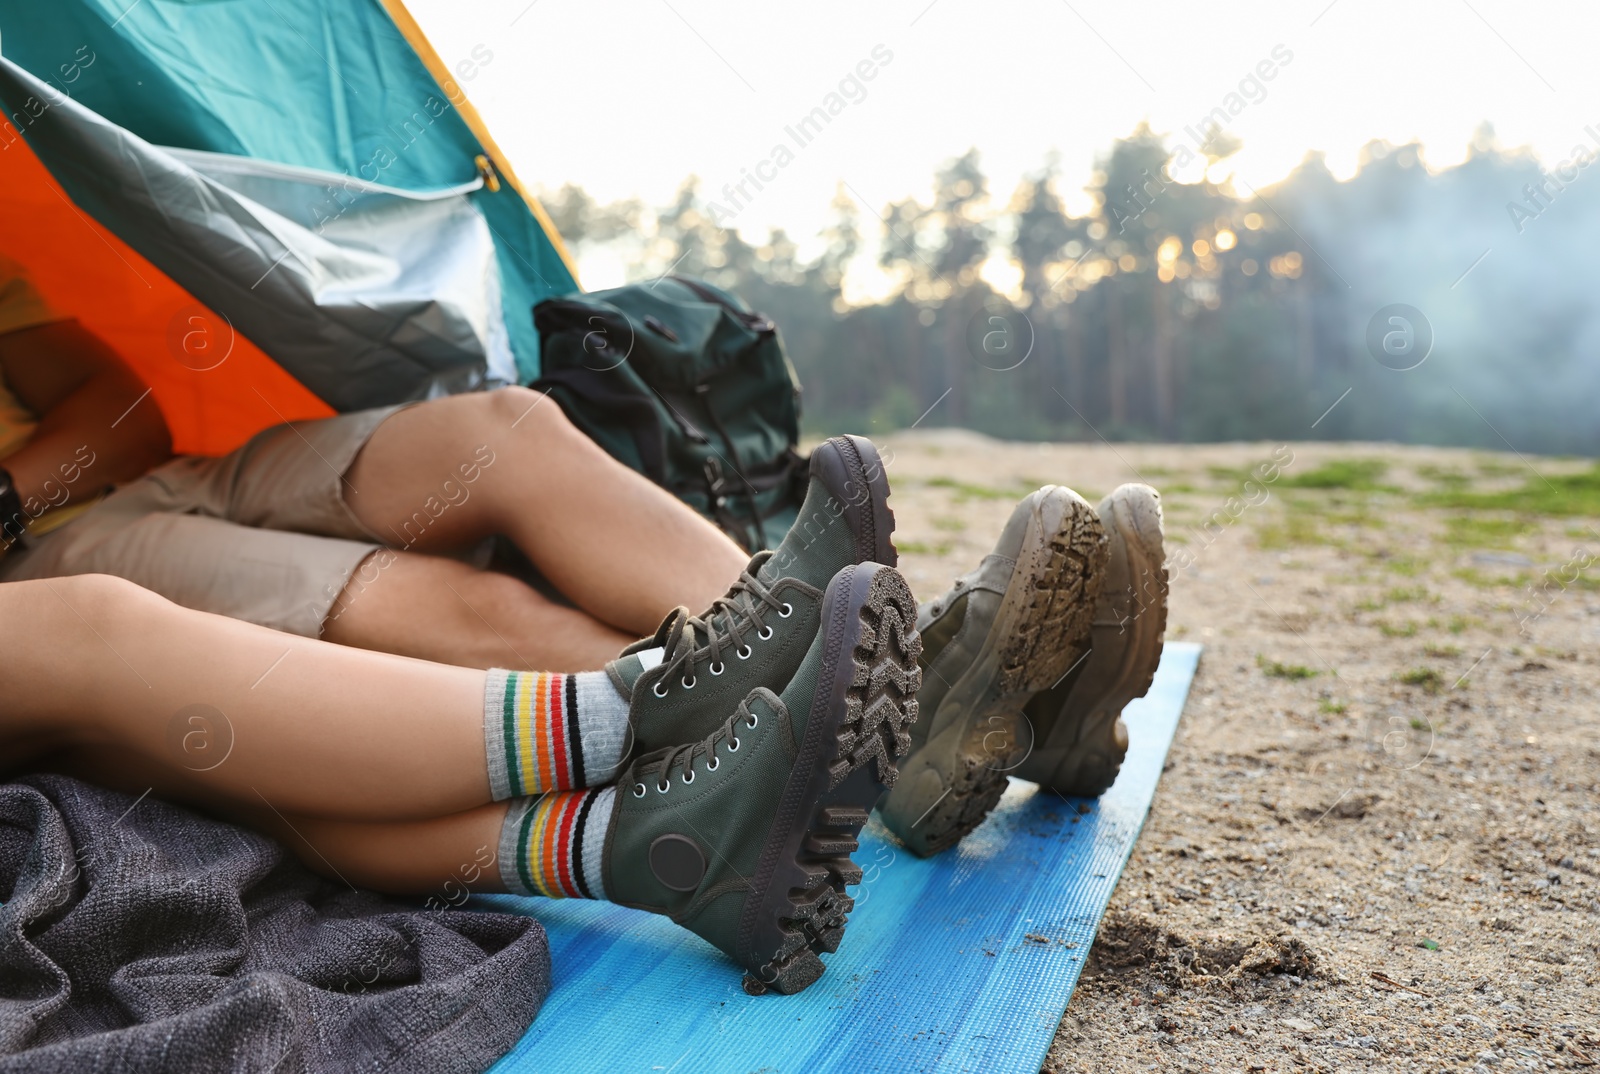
[652,682,669,698]
[778,602,794,618]
[681,675,697,689]
[707,756,719,771]
[728,737,741,752]
[710,662,725,676]
[682,769,695,785]
[736,645,753,660]
[633,783,647,798]
[758,626,774,641]
[746,712,759,729]
[657,780,671,793]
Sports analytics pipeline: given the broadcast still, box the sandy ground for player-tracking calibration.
[873,430,1600,1074]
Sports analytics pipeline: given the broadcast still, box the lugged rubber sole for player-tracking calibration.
[1017,484,1168,796]
[995,489,1109,695]
[814,435,898,568]
[739,564,921,995]
[880,487,1108,857]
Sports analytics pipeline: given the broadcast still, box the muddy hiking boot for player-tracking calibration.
[603,562,922,995]
[1015,483,1168,797]
[608,434,896,757]
[878,486,1109,857]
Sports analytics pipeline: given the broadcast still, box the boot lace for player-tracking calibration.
[631,697,762,796]
[655,555,793,694]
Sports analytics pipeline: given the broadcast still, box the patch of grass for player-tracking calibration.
[1018,477,1103,501]
[1017,477,1104,502]
[1415,464,1470,488]
[1279,458,1394,491]
[1363,548,1426,574]
[1447,615,1474,634]
[1397,666,1445,693]
[1253,528,1290,551]
[1561,569,1600,595]
[1443,513,1537,549]
[1258,654,1319,680]
[1474,458,1524,477]
[1327,506,1385,529]
[931,516,966,532]
[1327,572,1372,587]
[1284,494,1383,530]
[1318,697,1348,714]
[1424,642,1464,658]
[1420,463,1600,518]
[1451,567,1530,590]
[1361,585,1434,610]
[1383,554,1426,577]
[895,540,953,556]
[1376,620,1418,638]
[925,476,1019,501]
[1410,717,1431,731]
[1256,512,1335,550]
[1160,482,1199,494]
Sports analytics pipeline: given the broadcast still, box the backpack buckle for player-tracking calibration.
[704,456,729,504]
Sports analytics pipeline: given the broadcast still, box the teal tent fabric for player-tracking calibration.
[0,0,576,385]
[0,55,518,409]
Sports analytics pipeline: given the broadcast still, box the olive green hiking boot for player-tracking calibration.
[604,562,922,995]
[1015,483,1167,797]
[878,486,1108,857]
[608,435,897,757]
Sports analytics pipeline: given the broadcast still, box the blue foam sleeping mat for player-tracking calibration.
[484,642,1202,1074]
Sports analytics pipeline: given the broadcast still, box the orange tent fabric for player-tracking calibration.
[0,135,333,456]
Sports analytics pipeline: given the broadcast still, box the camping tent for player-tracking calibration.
[0,0,579,456]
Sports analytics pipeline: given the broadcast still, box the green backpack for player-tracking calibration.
[531,276,807,552]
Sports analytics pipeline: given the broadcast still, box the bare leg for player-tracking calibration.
[342,387,747,639]
[4,574,495,822]
[251,804,513,896]
[320,550,632,671]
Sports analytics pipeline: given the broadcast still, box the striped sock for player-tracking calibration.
[498,788,615,899]
[484,670,629,798]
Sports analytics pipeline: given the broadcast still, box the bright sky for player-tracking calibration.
[411,0,1600,284]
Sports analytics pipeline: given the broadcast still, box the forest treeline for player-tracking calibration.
[541,124,1600,454]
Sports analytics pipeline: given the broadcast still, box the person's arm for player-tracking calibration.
[0,319,172,521]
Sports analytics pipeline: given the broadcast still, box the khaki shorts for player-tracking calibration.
[0,407,407,637]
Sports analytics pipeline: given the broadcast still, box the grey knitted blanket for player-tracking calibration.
[0,776,550,1073]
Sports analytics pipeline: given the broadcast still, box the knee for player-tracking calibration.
[454,565,541,613]
[61,573,167,624]
[2,573,164,636]
[485,386,580,443]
